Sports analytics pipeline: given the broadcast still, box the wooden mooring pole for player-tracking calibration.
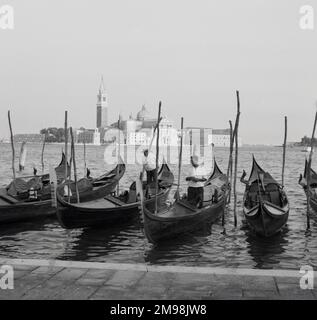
[282,116,287,188]
[233,91,241,227]
[41,134,47,174]
[70,127,80,203]
[64,111,68,182]
[155,101,162,214]
[176,117,184,201]
[306,111,317,230]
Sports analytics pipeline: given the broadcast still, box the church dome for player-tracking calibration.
[137,105,151,121]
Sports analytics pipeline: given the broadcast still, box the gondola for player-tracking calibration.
[299,159,317,212]
[142,159,227,243]
[0,156,124,224]
[56,161,174,229]
[242,156,289,237]
[0,152,68,224]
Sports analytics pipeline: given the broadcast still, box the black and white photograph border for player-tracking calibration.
[0,0,317,303]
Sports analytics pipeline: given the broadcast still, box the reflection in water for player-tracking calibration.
[144,221,214,265]
[1,144,317,269]
[244,227,288,269]
[57,218,145,263]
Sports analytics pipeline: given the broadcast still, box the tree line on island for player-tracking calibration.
[40,127,89,143]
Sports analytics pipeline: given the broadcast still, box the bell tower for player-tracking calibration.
[96,76,108,128]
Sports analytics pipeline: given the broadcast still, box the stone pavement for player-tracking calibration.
[0,258,316,300]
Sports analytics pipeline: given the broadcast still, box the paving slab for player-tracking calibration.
[0,258,315,300]
[50,268,88,282]
[105,270,146,288]
[31,266,64,276]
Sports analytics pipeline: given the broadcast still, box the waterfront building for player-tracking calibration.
[184,127,213,148]
[212,129,242,147]
[108,105,178,147]
[76,128,95,144]
[96,77,108,129]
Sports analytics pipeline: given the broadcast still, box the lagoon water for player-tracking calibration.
[0,142,316,270]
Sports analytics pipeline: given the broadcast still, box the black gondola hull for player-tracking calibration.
[0,163,125,224]
[310,197,317,213]
[143,197,225,243]
[243,202,289,237]
[0,199,56,224]
[57,189,170,229]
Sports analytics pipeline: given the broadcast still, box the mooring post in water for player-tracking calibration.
[64,111,68,181]
[306,111,317,230]
[223,120,233,226]
[282,116,287,188]
[117,117,121,196]
[70,127,80,203]
[41,133,47,174]
[155,101,162,214]
[83,129,87,177]
[227,120,234,204]
[64,110,71,201]
[175,117,184,201]
[8,110,16,179]
[233,90,241,227]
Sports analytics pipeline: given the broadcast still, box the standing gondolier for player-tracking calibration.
[142,149,157,185]
[186,155,207,208]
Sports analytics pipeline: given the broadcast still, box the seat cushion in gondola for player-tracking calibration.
[6,178,28,196]
[0,188,19,204]
[249,183,259,193]
[269,191,281,206]
[265,183,279,192]
[67,178,93,194]
[248,192,258,207]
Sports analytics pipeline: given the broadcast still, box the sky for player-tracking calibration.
[0,0,316,144]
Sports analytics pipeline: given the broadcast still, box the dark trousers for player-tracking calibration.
[146,169,157,185]
[187,186,204,208]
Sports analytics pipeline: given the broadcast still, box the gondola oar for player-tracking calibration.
[8,110,16,179]
[140,109,163,193]
[19,141,27,172]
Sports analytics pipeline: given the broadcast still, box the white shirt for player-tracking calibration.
[143,152,156,171]
[187,166,207,188]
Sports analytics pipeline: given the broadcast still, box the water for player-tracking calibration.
[0,143,316,270]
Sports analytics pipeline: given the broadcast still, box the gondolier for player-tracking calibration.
[185,155,207,208]
[142,159,227,243]
[142,149,157,184]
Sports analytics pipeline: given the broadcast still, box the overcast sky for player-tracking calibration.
[0,0,316,144]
